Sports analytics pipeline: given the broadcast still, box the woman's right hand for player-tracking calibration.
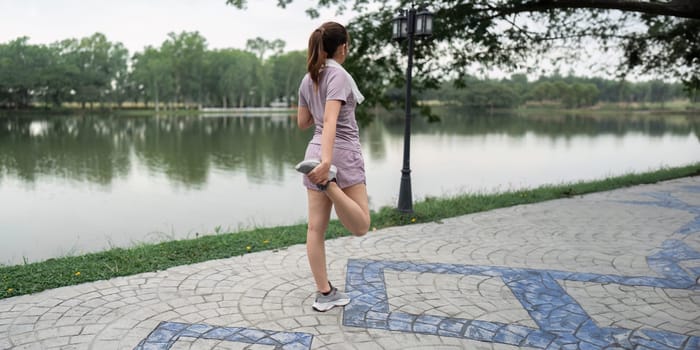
[307,161,331,185]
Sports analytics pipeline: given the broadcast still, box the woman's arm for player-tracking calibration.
[297,106,314,130]
[307,100,342,184]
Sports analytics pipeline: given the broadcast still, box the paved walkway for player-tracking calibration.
[1,177,699,350]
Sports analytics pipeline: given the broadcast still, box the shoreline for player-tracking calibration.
[2,162,699,300]
[2,102,698,117]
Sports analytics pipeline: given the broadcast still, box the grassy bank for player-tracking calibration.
[2,163,699,300]
[1,107,296,118]
[518,100,699,116]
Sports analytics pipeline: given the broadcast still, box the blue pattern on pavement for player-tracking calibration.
[619,187,700,235]
[133,321,313,350]
[344,187,700,349]
[343,253,699,349]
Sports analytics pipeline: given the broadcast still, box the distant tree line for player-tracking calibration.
[0,32,692,111]
[419,73,690,109]
[0,32,306,110]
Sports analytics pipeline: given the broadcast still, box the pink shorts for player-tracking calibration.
[302,143,366,191]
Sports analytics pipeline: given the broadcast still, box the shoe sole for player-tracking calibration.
[295,160,338,181]
[295,160,320,174]
[312,298,350,312]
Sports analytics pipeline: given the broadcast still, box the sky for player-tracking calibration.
[0,1,662,81]
[0,0,354,54]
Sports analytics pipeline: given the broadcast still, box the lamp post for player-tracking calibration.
[392,6,433,213]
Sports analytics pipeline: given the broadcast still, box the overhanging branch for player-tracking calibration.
[505,0,700,19]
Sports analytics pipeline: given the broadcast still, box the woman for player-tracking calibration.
[295,21,371,312]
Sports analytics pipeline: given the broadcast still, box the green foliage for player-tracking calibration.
[6,0,700,115]
[226,0,700,122]
[0,32,306,110]
[64,33,128,108]
[131,46,175,108]
[0,29,688,113]
[0,37,62,108]
[160,31,208,105]
[246,37,286,60]
[623,17,700,91]
[267,50,307,105]
[421,74,683,109]
[0,34,128,109]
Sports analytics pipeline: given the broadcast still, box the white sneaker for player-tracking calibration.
[294,159,337,181]
[312,285,350,312]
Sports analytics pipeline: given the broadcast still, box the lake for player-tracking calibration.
[1,108,699,265]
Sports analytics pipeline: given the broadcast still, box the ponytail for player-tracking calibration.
[306,22,349,89]
[307,28,326,88]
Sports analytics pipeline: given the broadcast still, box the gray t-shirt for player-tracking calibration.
[298,66,361,151]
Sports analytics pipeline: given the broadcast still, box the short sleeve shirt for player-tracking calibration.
[298,66,361,151]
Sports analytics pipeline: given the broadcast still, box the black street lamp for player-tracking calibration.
[392,5,433,213]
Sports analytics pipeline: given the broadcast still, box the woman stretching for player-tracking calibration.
[295,21,371,312]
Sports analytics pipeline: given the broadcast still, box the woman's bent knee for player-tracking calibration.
[352,229,367,237]
[350,218,370,237]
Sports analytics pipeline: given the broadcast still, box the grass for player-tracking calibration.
[1,163,699,300]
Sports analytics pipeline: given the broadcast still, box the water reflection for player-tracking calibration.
[1,111,698,187]
[380,108,700,139]
[0,116,131,184]
[0,109,698,265]
[0,114,312,187]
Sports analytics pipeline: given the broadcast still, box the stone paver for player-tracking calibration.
[1,177,699,349]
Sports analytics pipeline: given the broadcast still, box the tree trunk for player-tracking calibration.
[52,93,61,108]
[154,79,160,112]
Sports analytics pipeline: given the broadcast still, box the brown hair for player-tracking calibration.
[307,22,349,88]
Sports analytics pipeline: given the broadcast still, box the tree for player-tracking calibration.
[131,46,174,111]
[108,43,130,108]
[580,83,600,107]
[202,48,260,108]
[225,50,261,107]
[228,0,700,121]
[203,49,235,108]
[45,41,80,107]
[267,50,306,106]
[529,81,555,102]
[0,37,53,108]
[245,37,286,61]
[160,31,208,107]
[244,38,286,106]
[60,37,130,108]
[238,52,267,107]
[649,79,670,106]
[54,33,129,109]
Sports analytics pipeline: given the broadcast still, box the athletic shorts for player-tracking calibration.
[302,143,366,191]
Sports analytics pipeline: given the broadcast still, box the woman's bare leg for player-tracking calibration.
[325,182,370,236]
[306,189,333,293]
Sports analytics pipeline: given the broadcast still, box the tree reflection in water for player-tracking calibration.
[1,111,697,186]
